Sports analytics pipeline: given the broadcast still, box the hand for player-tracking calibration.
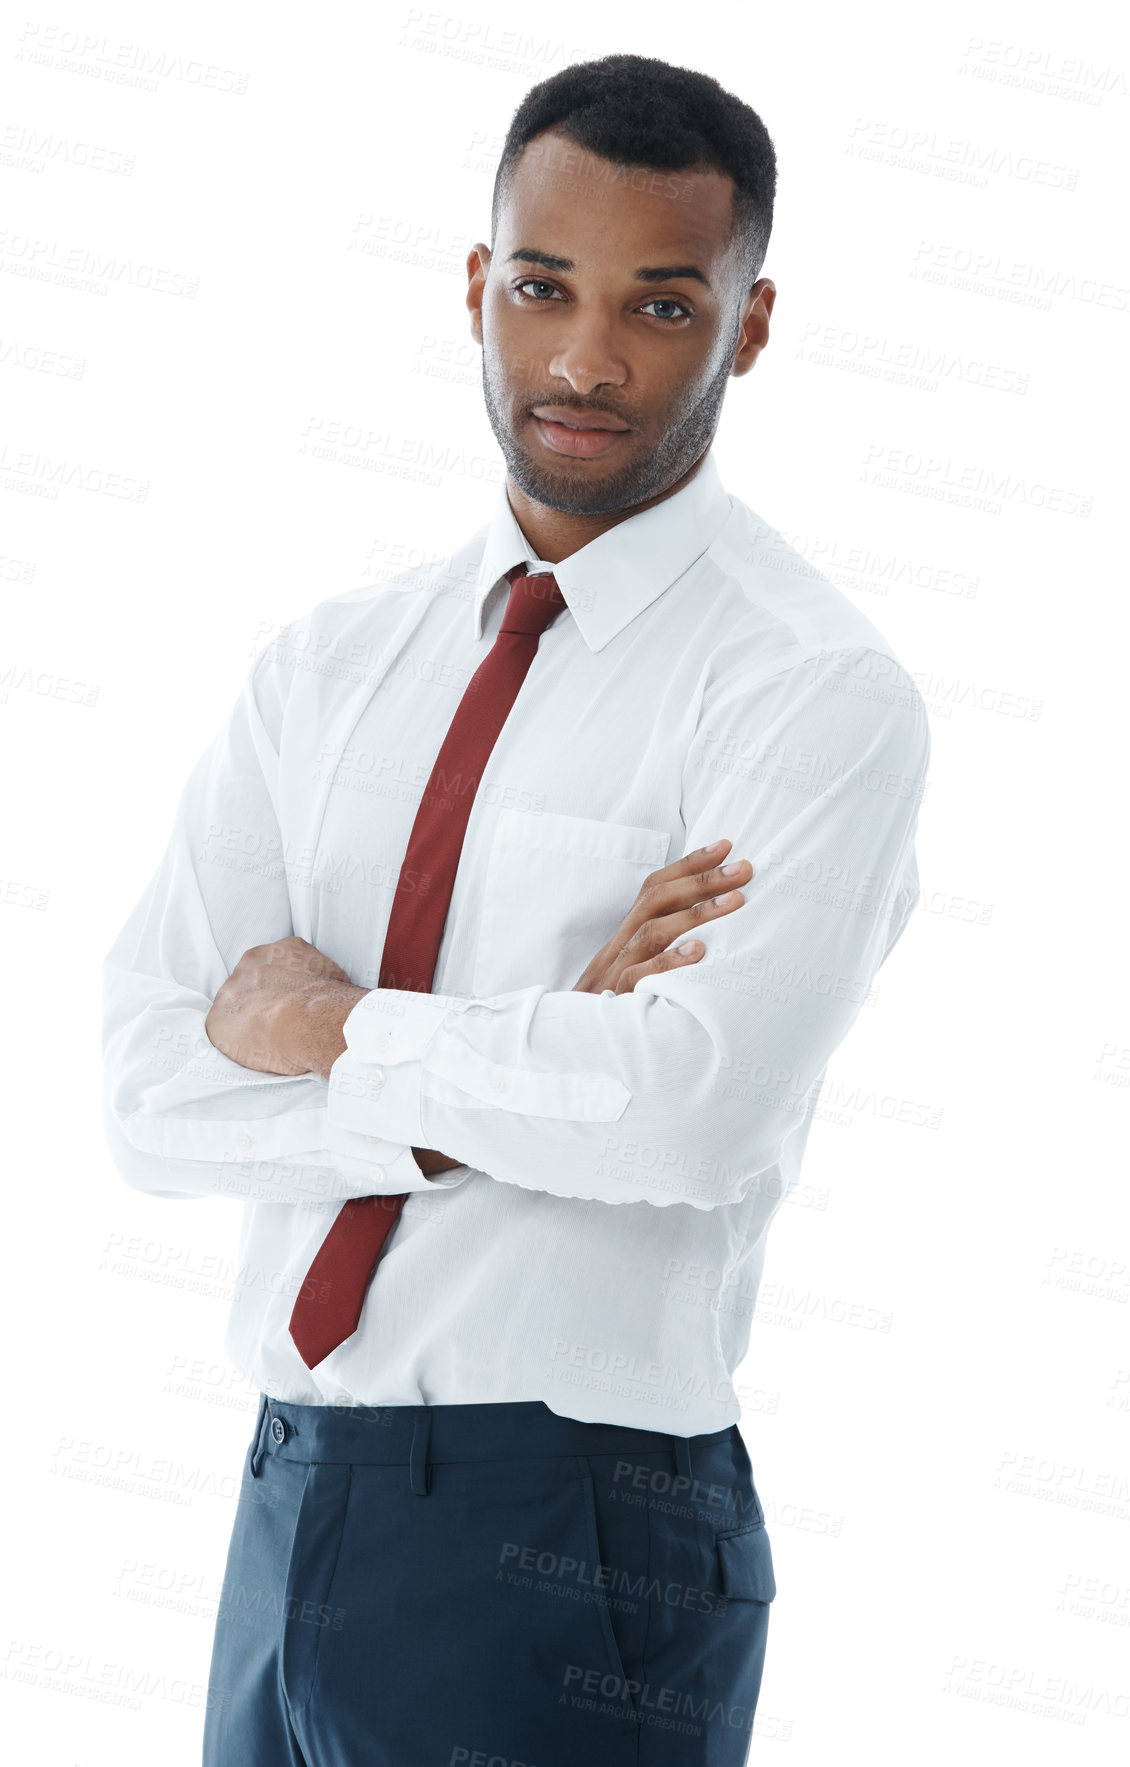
[417,839,753,1173]
[571,838,753,995]
[204,936,367,1078]
[205,937,464,1176]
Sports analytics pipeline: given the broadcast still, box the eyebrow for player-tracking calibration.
[504,247,713,292]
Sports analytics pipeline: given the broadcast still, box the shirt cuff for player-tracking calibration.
[326,987,470,1165]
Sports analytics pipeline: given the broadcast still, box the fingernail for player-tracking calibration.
[713,891,736,906]
[677,939,702,955]
[720,861,744,875]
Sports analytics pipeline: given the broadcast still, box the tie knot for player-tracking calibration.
[500,567,567,638]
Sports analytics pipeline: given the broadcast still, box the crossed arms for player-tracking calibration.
[200,840,755,1176]
[102,633,929,1213]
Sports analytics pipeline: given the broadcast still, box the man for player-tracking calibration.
[102,53,930,1767]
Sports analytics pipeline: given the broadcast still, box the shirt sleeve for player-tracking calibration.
[326,644,931,1210]
[101,634,470,1206]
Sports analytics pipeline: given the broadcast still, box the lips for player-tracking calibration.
[530,408,631,459]
[530,407,630,433]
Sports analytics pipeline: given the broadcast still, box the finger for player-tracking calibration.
[271,938,350,982]
[614,941,706,995]
[603,896,744,993]
[628,856,754,932]
[652,884,749,945]
[605,887,748,985]
[638,840,732,892]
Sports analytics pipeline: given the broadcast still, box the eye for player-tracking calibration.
[514,278,565,302]
[512,280,693,324]
[640,297,693,324]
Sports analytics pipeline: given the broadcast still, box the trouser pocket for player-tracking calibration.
[714,1523,777,1606]
[577,1465,646,1715]
[710,1521,775,1741]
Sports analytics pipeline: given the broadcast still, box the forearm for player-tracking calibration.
[102,619,471,1205]
[411,1146,467,1178]
[103,967,466,1203]
[325,650,930,1211]
[325,953,860,1212]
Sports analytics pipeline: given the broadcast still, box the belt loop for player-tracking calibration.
[673,1435,694,1484]
[409,1405,433,1497]
[249,1392,270,1479]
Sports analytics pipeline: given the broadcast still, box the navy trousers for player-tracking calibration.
[202,1395,776,1766]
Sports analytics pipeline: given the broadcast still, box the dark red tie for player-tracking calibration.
[288,565,568,1369]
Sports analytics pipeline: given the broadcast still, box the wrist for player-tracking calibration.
[303,982,369,1080]
[412,1146,466,1179]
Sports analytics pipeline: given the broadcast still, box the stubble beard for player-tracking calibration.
[479,312,739,517]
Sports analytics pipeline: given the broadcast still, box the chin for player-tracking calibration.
[505,442,656,515]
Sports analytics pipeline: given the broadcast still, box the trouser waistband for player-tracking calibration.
[248,1393,735,1497]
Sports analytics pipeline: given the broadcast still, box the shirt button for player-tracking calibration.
[370,1165,386,1184]
[270,1417,287,1444]
[369,1068,385,1088]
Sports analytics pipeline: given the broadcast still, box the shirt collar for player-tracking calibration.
[471,448,734,653]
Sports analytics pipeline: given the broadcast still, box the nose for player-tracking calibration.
[545,314,629,400]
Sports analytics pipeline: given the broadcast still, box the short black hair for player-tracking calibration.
[491,54,777,291]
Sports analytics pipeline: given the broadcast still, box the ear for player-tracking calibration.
[731,279,776,378]
[466,243,491,346]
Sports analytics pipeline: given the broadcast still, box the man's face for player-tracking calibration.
[468,126,773,516]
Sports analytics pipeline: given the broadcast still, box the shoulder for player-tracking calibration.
[695,495,931,761]
[248,520,491,723]
[704,493,915,674]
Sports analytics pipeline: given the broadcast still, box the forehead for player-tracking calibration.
[500,127,737,273]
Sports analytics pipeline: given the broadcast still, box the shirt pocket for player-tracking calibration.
[472,807,671,997]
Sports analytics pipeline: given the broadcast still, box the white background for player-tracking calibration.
[2,1,1127,1761]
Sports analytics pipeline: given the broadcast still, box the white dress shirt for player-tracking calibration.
[102,448,930,1434]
